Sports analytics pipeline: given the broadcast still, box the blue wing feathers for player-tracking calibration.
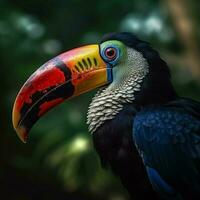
[133,103,200,199]
[146,166,176,195]
[146,166,183,200]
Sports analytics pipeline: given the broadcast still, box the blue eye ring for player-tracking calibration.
[101,45,120,65]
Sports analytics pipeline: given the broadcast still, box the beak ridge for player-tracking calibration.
[12,44,112,142]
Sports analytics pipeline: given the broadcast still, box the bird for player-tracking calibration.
[12,32,200,200]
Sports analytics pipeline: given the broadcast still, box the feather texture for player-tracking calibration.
[133,98,200,199]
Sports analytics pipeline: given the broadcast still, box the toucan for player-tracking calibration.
[12,32,200,200]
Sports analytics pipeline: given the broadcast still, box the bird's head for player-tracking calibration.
[12,32,176,142]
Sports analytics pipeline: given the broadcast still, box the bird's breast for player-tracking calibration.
[92,104,159,199]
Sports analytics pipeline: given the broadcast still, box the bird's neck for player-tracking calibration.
[134,72,178,107]
[87,71,177,134]
[87,69,147,134]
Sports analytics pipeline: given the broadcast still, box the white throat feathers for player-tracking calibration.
[87,48,149,134]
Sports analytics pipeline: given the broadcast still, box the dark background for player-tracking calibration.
[1,0,200,199]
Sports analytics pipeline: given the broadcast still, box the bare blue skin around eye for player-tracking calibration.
[100,40,127,66]
[100,40,130,90]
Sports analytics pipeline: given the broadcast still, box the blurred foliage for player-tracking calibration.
[0,0,200,200]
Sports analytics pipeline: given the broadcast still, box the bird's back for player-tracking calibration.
[133,98,200,200]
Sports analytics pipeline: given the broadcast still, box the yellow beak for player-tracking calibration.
[12,45,112,143]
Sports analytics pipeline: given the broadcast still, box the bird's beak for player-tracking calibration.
[12,45,112,143]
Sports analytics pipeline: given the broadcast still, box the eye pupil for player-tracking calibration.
[105,47,117,60]
[107,49,114,56]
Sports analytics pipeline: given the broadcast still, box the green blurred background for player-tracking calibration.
[1,0,200,199]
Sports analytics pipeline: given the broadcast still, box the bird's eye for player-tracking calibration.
[104,47,117,60]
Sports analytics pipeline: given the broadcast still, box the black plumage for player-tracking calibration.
[134,100,200,199]
[93,33,200,200]
[93,104,160,199]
